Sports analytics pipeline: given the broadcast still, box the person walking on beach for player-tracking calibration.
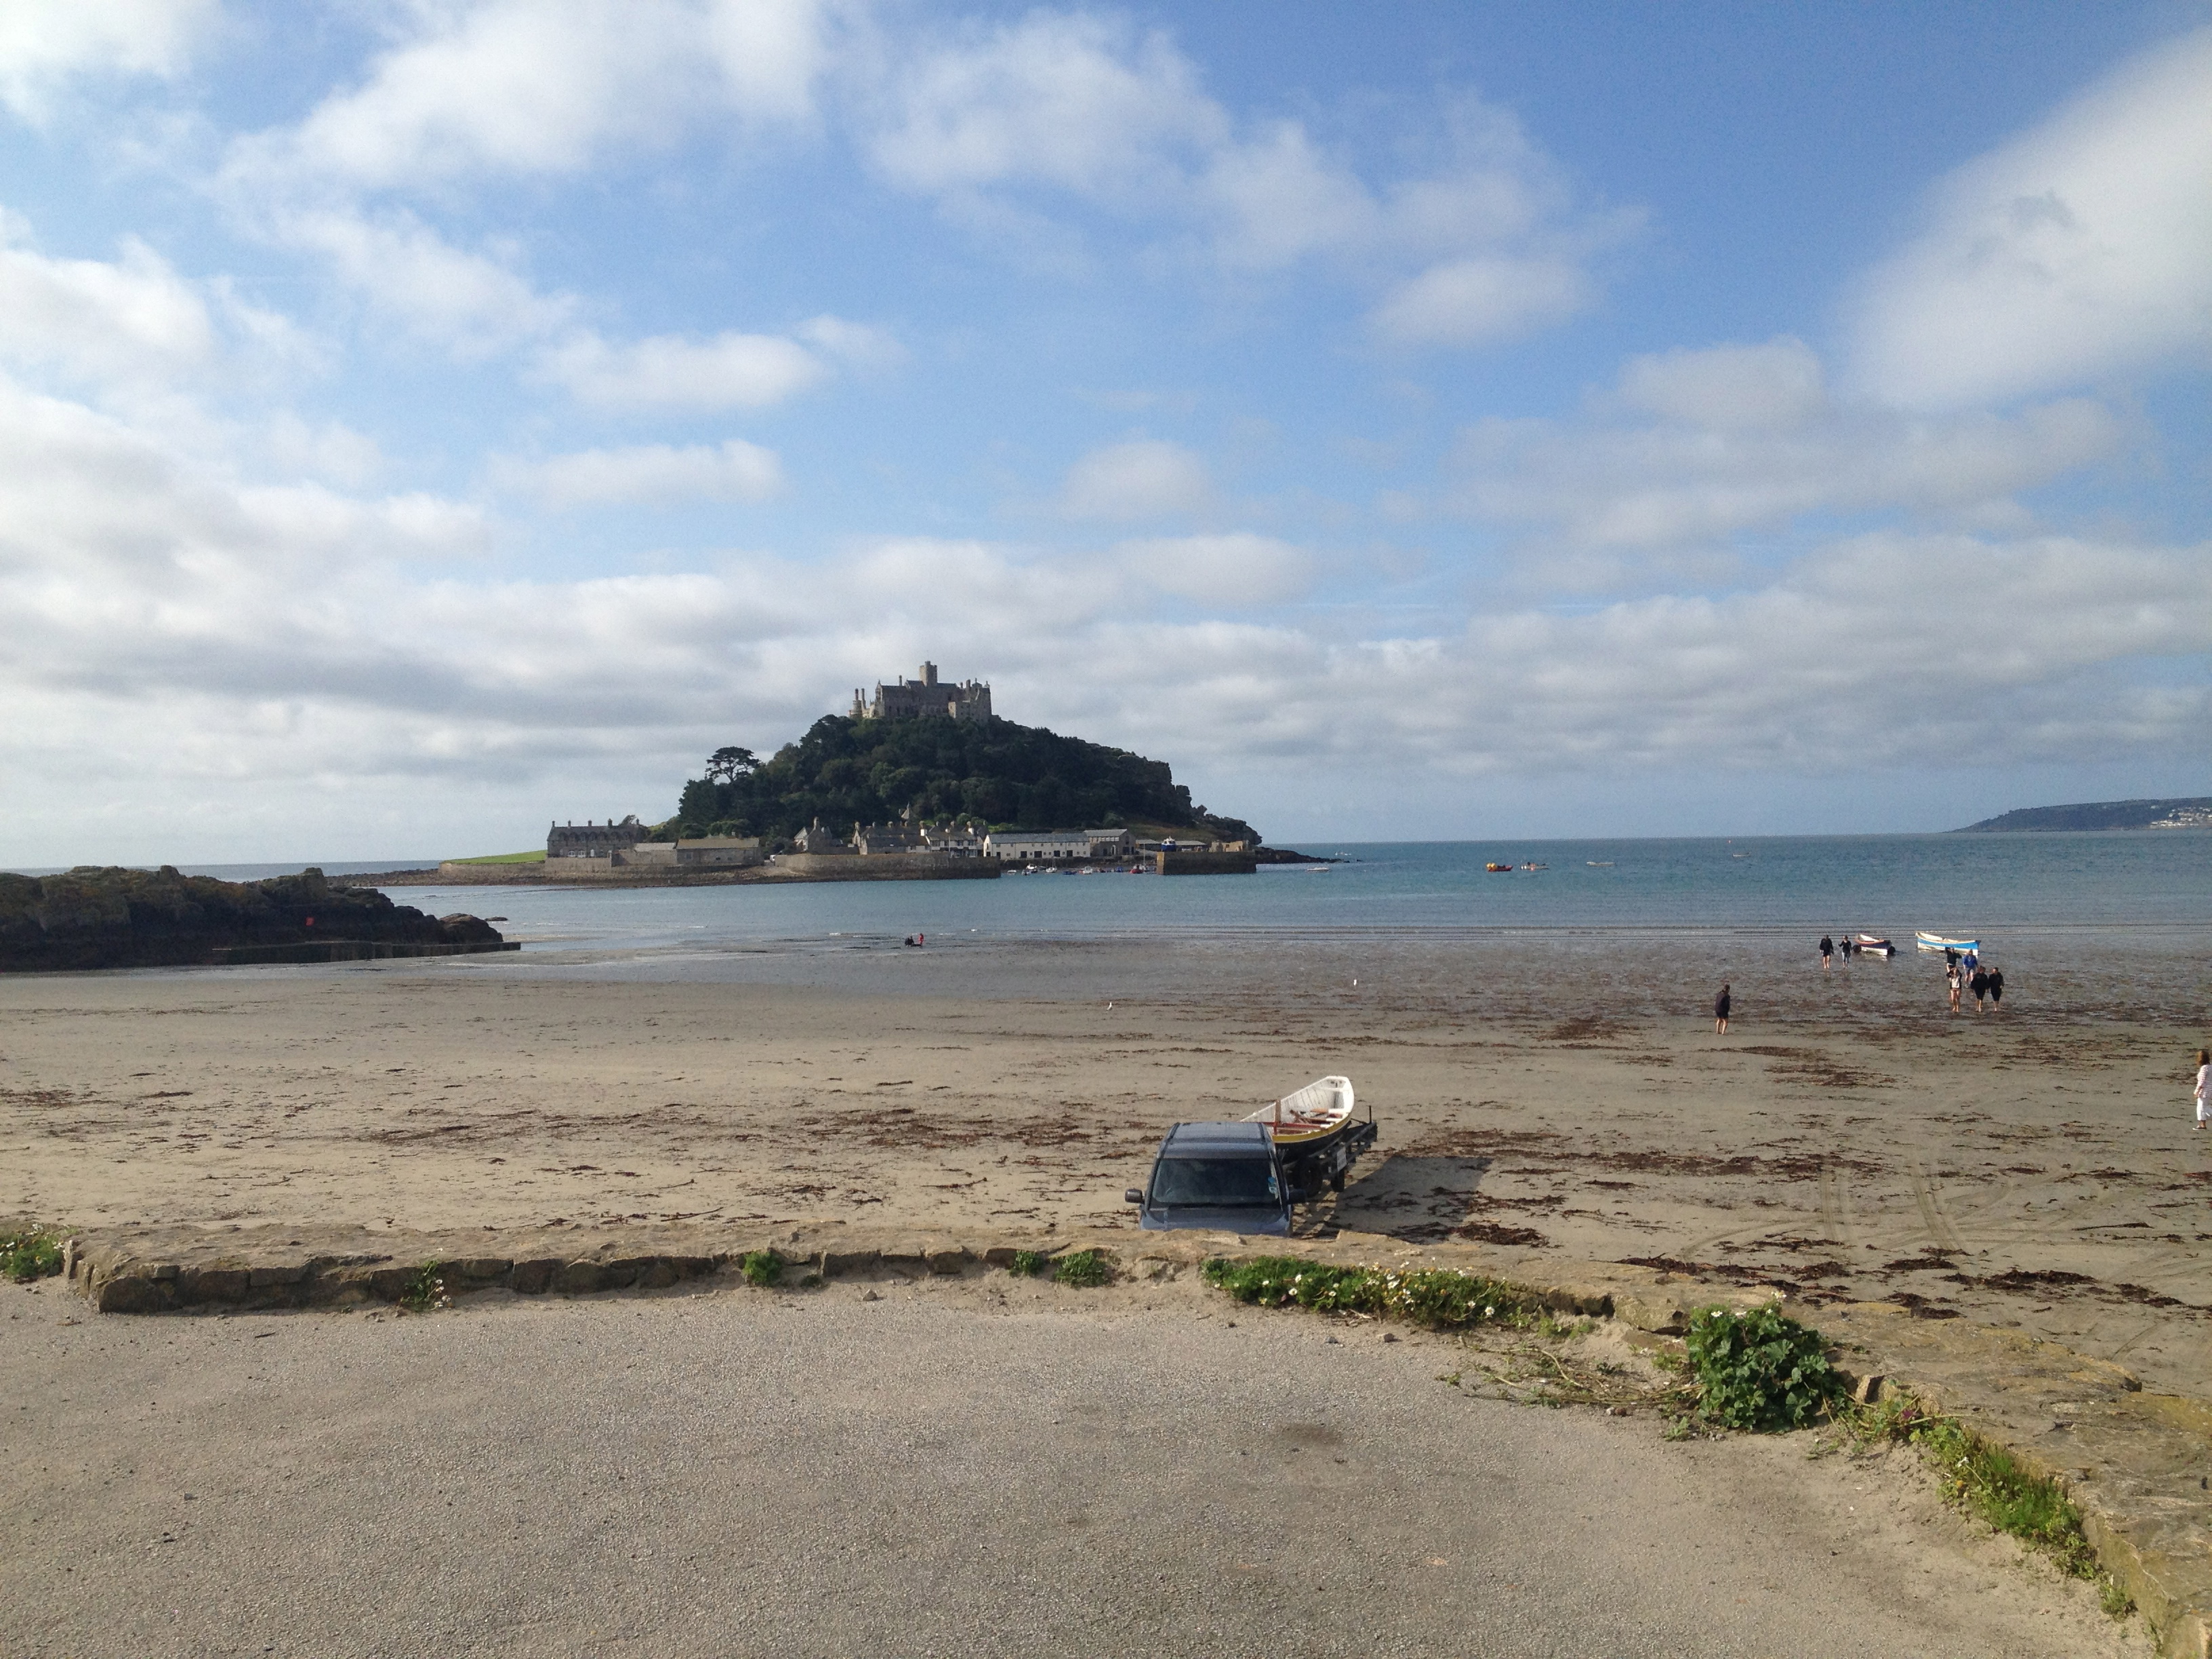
[2195,1049,2209,1131]
[1969,963,1990,1014]
[1988,966,2004,1010]
[1819,934,1833,971]
[1946,960,1963,1014]
[1714,983,1732,1034]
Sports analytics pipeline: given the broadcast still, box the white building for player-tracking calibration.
[983,830,1090,862]
[981,827,1137,863]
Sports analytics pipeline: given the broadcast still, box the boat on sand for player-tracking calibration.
[1246,1075,1357,1145]
[1917,931,1980,953]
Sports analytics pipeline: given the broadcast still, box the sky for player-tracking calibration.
[1,0,2209,863]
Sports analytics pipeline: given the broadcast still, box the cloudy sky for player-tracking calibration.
[2,1,2208,863]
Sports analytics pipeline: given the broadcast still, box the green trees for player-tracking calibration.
[668,714,1258,846]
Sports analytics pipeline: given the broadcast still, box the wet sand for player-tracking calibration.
[2,930,2207,1395]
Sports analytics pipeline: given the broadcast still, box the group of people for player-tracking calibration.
[1809,934,2006,1015]
[1815,933,1879,967]
[1941,946,2003,1015]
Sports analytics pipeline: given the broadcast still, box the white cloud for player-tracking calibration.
[1849,26,2212,409]
[1449,337,2123,583]
[0,227,217,386]
[281,208,573,356]
[1059,438,1213,520]
[1368,254,1593,348]
[534,329,825,411]
[795,312,905,369]
[1617,337,1828,430]
[495,440,785,508]
[1,362,2204,863]
[867,12,1222,199]
[0,0,219,123]
[224,0,827,194]
[862,14,1626,344]
[1116,532,1313,606]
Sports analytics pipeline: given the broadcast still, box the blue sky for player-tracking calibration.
[1,1,2207,861]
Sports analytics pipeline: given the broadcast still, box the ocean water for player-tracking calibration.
[379,832,2212,954]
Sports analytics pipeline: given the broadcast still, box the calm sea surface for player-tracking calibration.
[340,832,2212,954]
[15,835,2207,1016]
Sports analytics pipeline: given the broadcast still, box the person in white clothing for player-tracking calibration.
[2196,1048,2209,1130]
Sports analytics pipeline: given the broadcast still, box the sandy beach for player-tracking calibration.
[3,927,2207,1398]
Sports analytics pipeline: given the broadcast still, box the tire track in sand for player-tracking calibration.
[1906,1155,1967,1254]
[1818,1160,1858,1252]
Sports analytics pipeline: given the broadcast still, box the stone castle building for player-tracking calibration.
[851,661,991,722]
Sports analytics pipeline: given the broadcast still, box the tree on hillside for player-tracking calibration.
[666,715,1258,848]
[703,745,759,785]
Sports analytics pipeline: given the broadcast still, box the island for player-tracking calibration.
[1952,796,2212,832]
[363,661,1332,886]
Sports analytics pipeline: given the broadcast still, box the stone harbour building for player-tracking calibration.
[851,661,991,722]
[546,815,649,857]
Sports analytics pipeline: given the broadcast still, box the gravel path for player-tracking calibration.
[4,1274,2142,1658]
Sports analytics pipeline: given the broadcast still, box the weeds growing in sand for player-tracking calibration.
[1051,1250,1109,1288]
[399,1261,450,1312]
[1008,1249,1046,1277]
[1202,1257,1530,1328]
[1841,1393,2129,1614]
[741,1249,783,1288]
[1684,1305,1843,1431]
[1,1227,63,1282]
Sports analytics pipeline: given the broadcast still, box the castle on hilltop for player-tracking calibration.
[851,661,992,722]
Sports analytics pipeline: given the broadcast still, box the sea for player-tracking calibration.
[14,835,2209,1017]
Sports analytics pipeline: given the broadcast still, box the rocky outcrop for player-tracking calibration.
[0,865,513,972]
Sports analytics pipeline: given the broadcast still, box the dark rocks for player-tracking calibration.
[0,865,510,972]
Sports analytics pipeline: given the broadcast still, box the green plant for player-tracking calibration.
[1841,1389,2126,1612]
[1051,1249,1109,1288]
[1,1227,63,1282]
[1683,1305,1843,1431]
[1008,1249,1047,1277]
[741,1248,783,1287]
[399,1260,449,1311]
[1200,1256,1529,1329]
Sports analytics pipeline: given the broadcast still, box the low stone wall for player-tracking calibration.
[770,853,1000,880]
[1158,849,1258,875]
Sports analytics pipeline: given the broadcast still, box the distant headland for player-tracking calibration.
[1953,796,2212,832]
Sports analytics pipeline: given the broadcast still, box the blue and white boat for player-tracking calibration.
[1917,931,1980,953]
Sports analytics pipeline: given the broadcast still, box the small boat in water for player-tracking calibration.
[1246,1075,1357,1146]
[1853,934,1897,956]
[1485,862,1513,873]
[1586,861,1613,867]
[1917,931,1980,953]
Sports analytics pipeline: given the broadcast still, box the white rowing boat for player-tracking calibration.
[1246,1075,1356,1146]
[1917,931,1980,953]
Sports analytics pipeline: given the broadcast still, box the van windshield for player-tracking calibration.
[1150,1156,1279,1208]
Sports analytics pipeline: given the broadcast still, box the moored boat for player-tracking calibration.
[1853,934,1897,956]
[1485,862,1513,872]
